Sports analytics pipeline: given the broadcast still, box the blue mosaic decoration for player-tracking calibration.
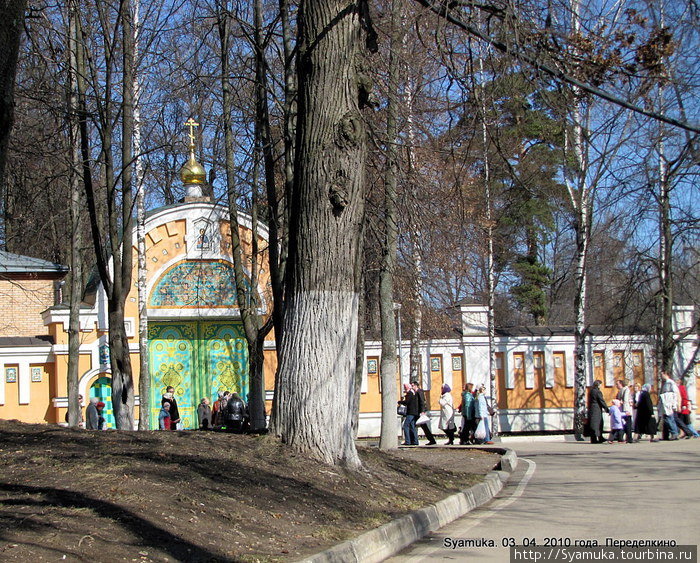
[149,260,252,309]
[149,323,197,429]
[202,323,249,403]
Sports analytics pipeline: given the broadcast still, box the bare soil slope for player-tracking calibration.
[0,420,498,562]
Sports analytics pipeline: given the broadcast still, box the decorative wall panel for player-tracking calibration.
[149,260,250,309]
[148,321,248,429]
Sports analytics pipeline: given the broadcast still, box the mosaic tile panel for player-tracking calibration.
[149,260,251,309]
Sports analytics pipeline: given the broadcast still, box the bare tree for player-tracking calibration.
[76,0,138,429]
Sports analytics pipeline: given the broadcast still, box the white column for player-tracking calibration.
[525,351,535,389]
[361,353,370,394]
[505,351,514,389]
[566,351,575,387]
[18,360,31,405]
[604,351,614,387]
[443,352,453,390]
[544,347,555,388]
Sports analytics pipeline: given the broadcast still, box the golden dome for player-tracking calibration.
[180,152,206,185]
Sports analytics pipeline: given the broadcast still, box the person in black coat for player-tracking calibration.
[412,381,437,446]
[587,380,609,444]
[225,393,247,433]
[635,384,659,442]
[399,384,420,445]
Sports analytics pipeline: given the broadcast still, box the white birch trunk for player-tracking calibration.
[566,0,591,440]
[566,104,591,441]
[404,75,423,386]
[476,29,498,436]
[134,0,149,431]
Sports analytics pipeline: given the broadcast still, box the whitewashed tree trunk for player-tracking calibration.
[275,0,368,468]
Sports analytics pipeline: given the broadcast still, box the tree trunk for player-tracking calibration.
[134,0,149,431]
[274,0,367,468]
[568,0,589,442]
[476,34,498,437]
[218,2,272,431]
[351,269,365,437]
[0,0,26,188]
[572,202,590,440]
[66,0,82,428]
[378,0,401,450]
[109,307,135,430]
[269,0,296,432]
[405,79,423,387]
[657,134,674,374]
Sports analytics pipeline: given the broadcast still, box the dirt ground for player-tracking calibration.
[0,420,499,562]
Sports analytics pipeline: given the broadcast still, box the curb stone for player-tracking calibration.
[298,448,518,563]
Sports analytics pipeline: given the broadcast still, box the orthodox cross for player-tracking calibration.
[184,118,199,146]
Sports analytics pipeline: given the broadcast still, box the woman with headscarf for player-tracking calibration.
[474,386,493,444]
[438,384,457,445]
[636,383,659,442]
[587,380,608,444]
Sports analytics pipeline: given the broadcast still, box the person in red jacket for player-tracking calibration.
[676,378,699,439]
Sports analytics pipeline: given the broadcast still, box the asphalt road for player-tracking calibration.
[387,438,700,562]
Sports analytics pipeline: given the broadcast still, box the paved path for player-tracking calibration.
[387,439,700,562]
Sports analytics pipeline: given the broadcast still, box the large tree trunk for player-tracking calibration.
[109,307,135,430]
[274,0,367,468]
[0,0,26,188]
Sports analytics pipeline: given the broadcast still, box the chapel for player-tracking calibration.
[0,121,275,429]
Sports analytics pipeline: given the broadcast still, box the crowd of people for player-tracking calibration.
[398,380,496,446]
[158,386,250,432]
[587,371,699,444]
